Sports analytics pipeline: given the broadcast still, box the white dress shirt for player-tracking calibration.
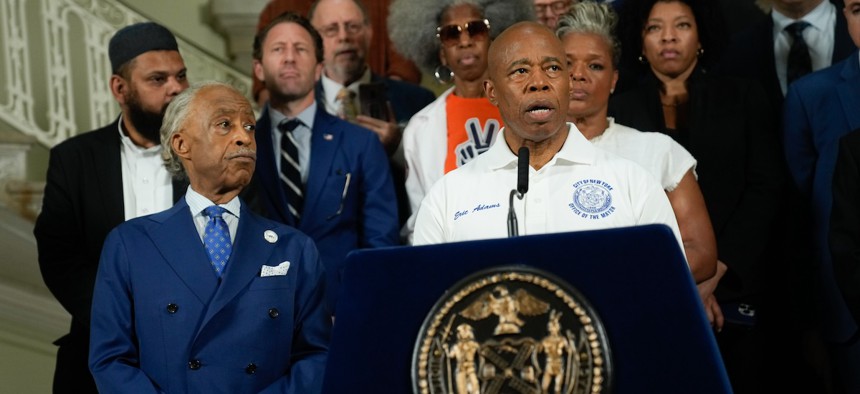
[118,116,173,220]
[320,68,371,117]
[772,0,836,94]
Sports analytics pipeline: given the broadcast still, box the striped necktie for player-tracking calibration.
[278,119,304,222]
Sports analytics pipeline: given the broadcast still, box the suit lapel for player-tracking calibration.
[762,16,783,106]
[197,204,276,332]
[303,108,341,224]
[834,7,854,63]
[148,199,219,304]
[93,120,125,226]
[837,55,860,131]
[255,107,296,226]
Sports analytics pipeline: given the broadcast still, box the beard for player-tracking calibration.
[125,88,167,144]
[329,50,366,84]
[265,74,314,105]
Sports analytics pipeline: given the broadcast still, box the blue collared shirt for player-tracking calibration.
[268,102,317,184]
[185,186,241,243]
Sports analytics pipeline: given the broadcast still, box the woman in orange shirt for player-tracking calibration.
[389,0,535,242]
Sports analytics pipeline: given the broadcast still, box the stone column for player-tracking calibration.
[209,0,270,72]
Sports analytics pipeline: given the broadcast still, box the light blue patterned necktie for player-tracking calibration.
[203,206,231,277]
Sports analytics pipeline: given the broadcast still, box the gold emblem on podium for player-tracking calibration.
[413,266,611,394]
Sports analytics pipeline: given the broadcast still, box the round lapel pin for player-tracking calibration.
[264,230,278,243]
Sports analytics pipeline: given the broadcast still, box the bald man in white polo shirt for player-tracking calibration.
[413,22,681,248]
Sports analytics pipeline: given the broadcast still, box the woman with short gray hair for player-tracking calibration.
[557,1,720,327]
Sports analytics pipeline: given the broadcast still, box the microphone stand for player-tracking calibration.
[507,189,523,237]
[507,146,529,237]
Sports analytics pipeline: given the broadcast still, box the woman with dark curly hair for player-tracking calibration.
[609,0,784,391]
[388,0,534,242]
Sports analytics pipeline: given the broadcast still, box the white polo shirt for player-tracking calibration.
[413,123,683,250]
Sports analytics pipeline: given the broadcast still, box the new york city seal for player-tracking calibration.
[413,266,611,394]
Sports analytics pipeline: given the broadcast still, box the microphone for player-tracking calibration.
[507,147,530,237]
[517,146,529,197]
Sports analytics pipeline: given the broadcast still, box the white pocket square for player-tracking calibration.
[261,261,291,277]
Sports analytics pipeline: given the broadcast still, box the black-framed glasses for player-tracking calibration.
[534,0,572,14]
[436,19,491,47]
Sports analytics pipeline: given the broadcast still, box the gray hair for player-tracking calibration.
[388,0,536,74]
[160,81,240,179]
[556,1,621,68]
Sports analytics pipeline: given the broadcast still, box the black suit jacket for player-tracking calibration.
[831,129,860,325]
[609,69,785,302]
[33,119,186,391]
[718,0,855,114]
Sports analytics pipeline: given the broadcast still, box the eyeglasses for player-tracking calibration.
[317,21,365,38]
[534,0,572,14]
[436,19,491,47]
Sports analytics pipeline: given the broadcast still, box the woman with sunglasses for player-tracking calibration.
[389,0,534,242]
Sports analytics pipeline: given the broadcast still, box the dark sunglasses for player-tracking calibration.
[436,19,491,46]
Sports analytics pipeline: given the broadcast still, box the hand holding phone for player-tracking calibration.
[359,82,388,120]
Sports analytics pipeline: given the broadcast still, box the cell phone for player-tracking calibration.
[720,302,756,328]
[359,82,388,120]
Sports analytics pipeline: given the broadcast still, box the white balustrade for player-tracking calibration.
[0,0,252,148]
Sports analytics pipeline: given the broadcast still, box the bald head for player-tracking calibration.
[484,22,570,149]
[488,22,563,83]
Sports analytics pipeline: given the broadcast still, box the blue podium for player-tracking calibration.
[323,225,731,393]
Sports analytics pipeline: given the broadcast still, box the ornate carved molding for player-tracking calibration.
[0,0,252,148]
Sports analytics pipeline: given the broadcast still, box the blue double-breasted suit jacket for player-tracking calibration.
[253,105,398,310]
[89,198,330,393]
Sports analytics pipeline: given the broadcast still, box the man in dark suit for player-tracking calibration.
[717,2,855,390]
[33,22,189,393]
[251,12,399,312]
[720,0,854,112]
[309,0,435,227]
[831,128,860,327]
[89,81,330,393]
[784,1,860,391]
